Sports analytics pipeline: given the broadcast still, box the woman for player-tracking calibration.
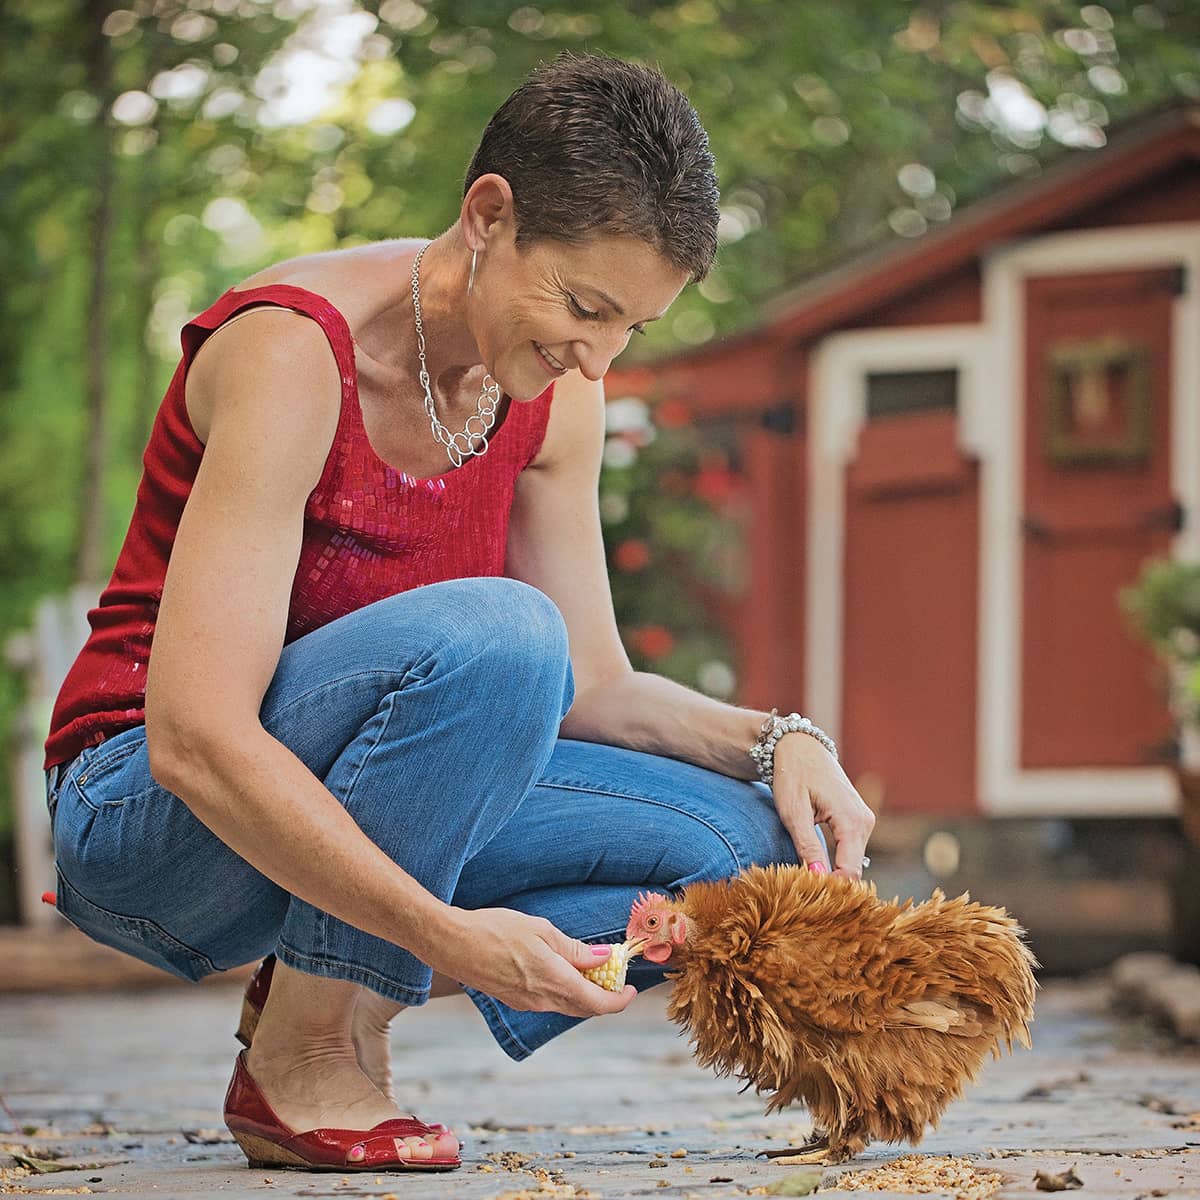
[43,53,875,1173]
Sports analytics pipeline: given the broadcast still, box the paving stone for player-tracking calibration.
[1111,952,1200,1042]
[0,978,1197,1198]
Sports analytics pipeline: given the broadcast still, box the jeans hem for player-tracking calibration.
[462,987,534,1061]
[275,942,431,1007]
[459,926,630,1063]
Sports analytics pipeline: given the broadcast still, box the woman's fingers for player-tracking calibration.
[776,785,832,872]
[548,932,639,1015]
[822,782,876,879]
[773,735,874,878]
[449,911,638,1017]
[829,817,873,878]
[565,936,613,971]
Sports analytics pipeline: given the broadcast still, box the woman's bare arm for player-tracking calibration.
[507,370,875,877]
[145,310,454,960]
[143,311,633,1013]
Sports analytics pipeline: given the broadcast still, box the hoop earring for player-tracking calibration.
[468,248,478,296]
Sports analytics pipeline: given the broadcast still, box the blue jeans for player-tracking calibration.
[46,577,803,1060]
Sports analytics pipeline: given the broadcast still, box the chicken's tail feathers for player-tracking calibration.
[888,890,1039,1050]
[893,998,984,1037]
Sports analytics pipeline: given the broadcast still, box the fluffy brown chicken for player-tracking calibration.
[623,864,1037,1163]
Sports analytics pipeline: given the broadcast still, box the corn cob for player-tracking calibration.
[580,939,645,991]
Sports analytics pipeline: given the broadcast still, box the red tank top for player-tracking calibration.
[45,283,555,768]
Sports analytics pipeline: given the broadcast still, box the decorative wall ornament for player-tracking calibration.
[1045,337,1151,466]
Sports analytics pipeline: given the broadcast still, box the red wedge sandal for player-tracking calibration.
[234,955,276,1048]
[223,1051,461,1172]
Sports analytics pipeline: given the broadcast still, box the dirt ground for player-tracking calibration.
[1,974,1197,1200]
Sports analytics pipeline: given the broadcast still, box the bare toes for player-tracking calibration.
[433,1131,460,1157]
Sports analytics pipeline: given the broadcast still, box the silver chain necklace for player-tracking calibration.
[412,242,501,468]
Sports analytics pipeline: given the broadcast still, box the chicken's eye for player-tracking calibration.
[645,916,660,928]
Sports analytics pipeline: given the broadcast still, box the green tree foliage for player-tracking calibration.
[1,0,1197,861]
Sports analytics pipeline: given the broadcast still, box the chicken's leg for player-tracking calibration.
[757,1132,831,1164]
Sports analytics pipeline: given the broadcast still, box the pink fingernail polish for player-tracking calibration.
[592,944,611,955]
[807,861,828,874]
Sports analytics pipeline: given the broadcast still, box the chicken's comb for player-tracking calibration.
[631,890,671,919]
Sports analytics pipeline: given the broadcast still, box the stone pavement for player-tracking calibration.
[1,978,1197,1199]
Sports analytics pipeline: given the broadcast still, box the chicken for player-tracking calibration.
[622,864,1037,1163]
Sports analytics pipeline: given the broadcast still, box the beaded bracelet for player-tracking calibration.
[748,708,838,787]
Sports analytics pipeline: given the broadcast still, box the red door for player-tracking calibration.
[842,406,980,815]
[1021,268,1179,768]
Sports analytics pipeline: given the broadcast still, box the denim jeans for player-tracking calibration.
[46,577,803,1060]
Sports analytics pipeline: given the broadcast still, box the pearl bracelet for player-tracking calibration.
[748,708,838,787]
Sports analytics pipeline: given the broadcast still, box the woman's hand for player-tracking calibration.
[771,732,876,880]
[426,907,638,1017]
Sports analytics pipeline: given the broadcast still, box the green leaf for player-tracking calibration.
[8,1150,111,1174]
[766,1167,823,1195]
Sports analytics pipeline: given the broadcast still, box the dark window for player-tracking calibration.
[866,368,958,419]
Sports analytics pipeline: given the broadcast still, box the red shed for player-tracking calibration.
[608,104,1200,822]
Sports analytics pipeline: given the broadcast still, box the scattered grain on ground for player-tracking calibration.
[819,1154,1004,1200]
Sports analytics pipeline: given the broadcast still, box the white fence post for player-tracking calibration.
[5,586,95,926]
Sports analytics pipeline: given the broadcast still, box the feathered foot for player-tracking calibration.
[757,1131,832,1164]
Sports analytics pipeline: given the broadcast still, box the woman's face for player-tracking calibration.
[470,230,692,401]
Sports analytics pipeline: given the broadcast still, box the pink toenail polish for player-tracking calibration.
[349,1144,365,1161]
[807,860,828,874]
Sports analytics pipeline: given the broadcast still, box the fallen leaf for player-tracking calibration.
[765,1168,821,1196]
[9,1153,109,1175]
[182,1129,233,1145]
[1034,1165,1083,1191]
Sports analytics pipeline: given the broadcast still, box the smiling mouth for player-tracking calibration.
[534,341,568,372]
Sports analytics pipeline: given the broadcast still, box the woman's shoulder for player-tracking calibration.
[231,239,422,332]
[182,243,417,446]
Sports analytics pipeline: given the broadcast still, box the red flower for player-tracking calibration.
[632,625,676,660]
[613,539,651,572]
[655,399,691,429]
[693,466,737,504]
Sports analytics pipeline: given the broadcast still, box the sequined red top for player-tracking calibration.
[45,283,555,768]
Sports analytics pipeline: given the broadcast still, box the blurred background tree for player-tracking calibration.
[2,0,1198,915]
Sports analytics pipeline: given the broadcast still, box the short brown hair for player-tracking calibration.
[465,53,720,282]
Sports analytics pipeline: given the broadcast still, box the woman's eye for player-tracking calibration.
[568,295,601,320]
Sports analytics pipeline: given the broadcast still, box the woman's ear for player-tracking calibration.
[461,173,515,253]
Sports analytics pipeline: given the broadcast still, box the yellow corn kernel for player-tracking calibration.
[580,940,640,991]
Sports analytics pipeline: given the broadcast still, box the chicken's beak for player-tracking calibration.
[625,937,648,960]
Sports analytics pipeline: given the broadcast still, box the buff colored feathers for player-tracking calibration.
[656,864,1037,1162]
